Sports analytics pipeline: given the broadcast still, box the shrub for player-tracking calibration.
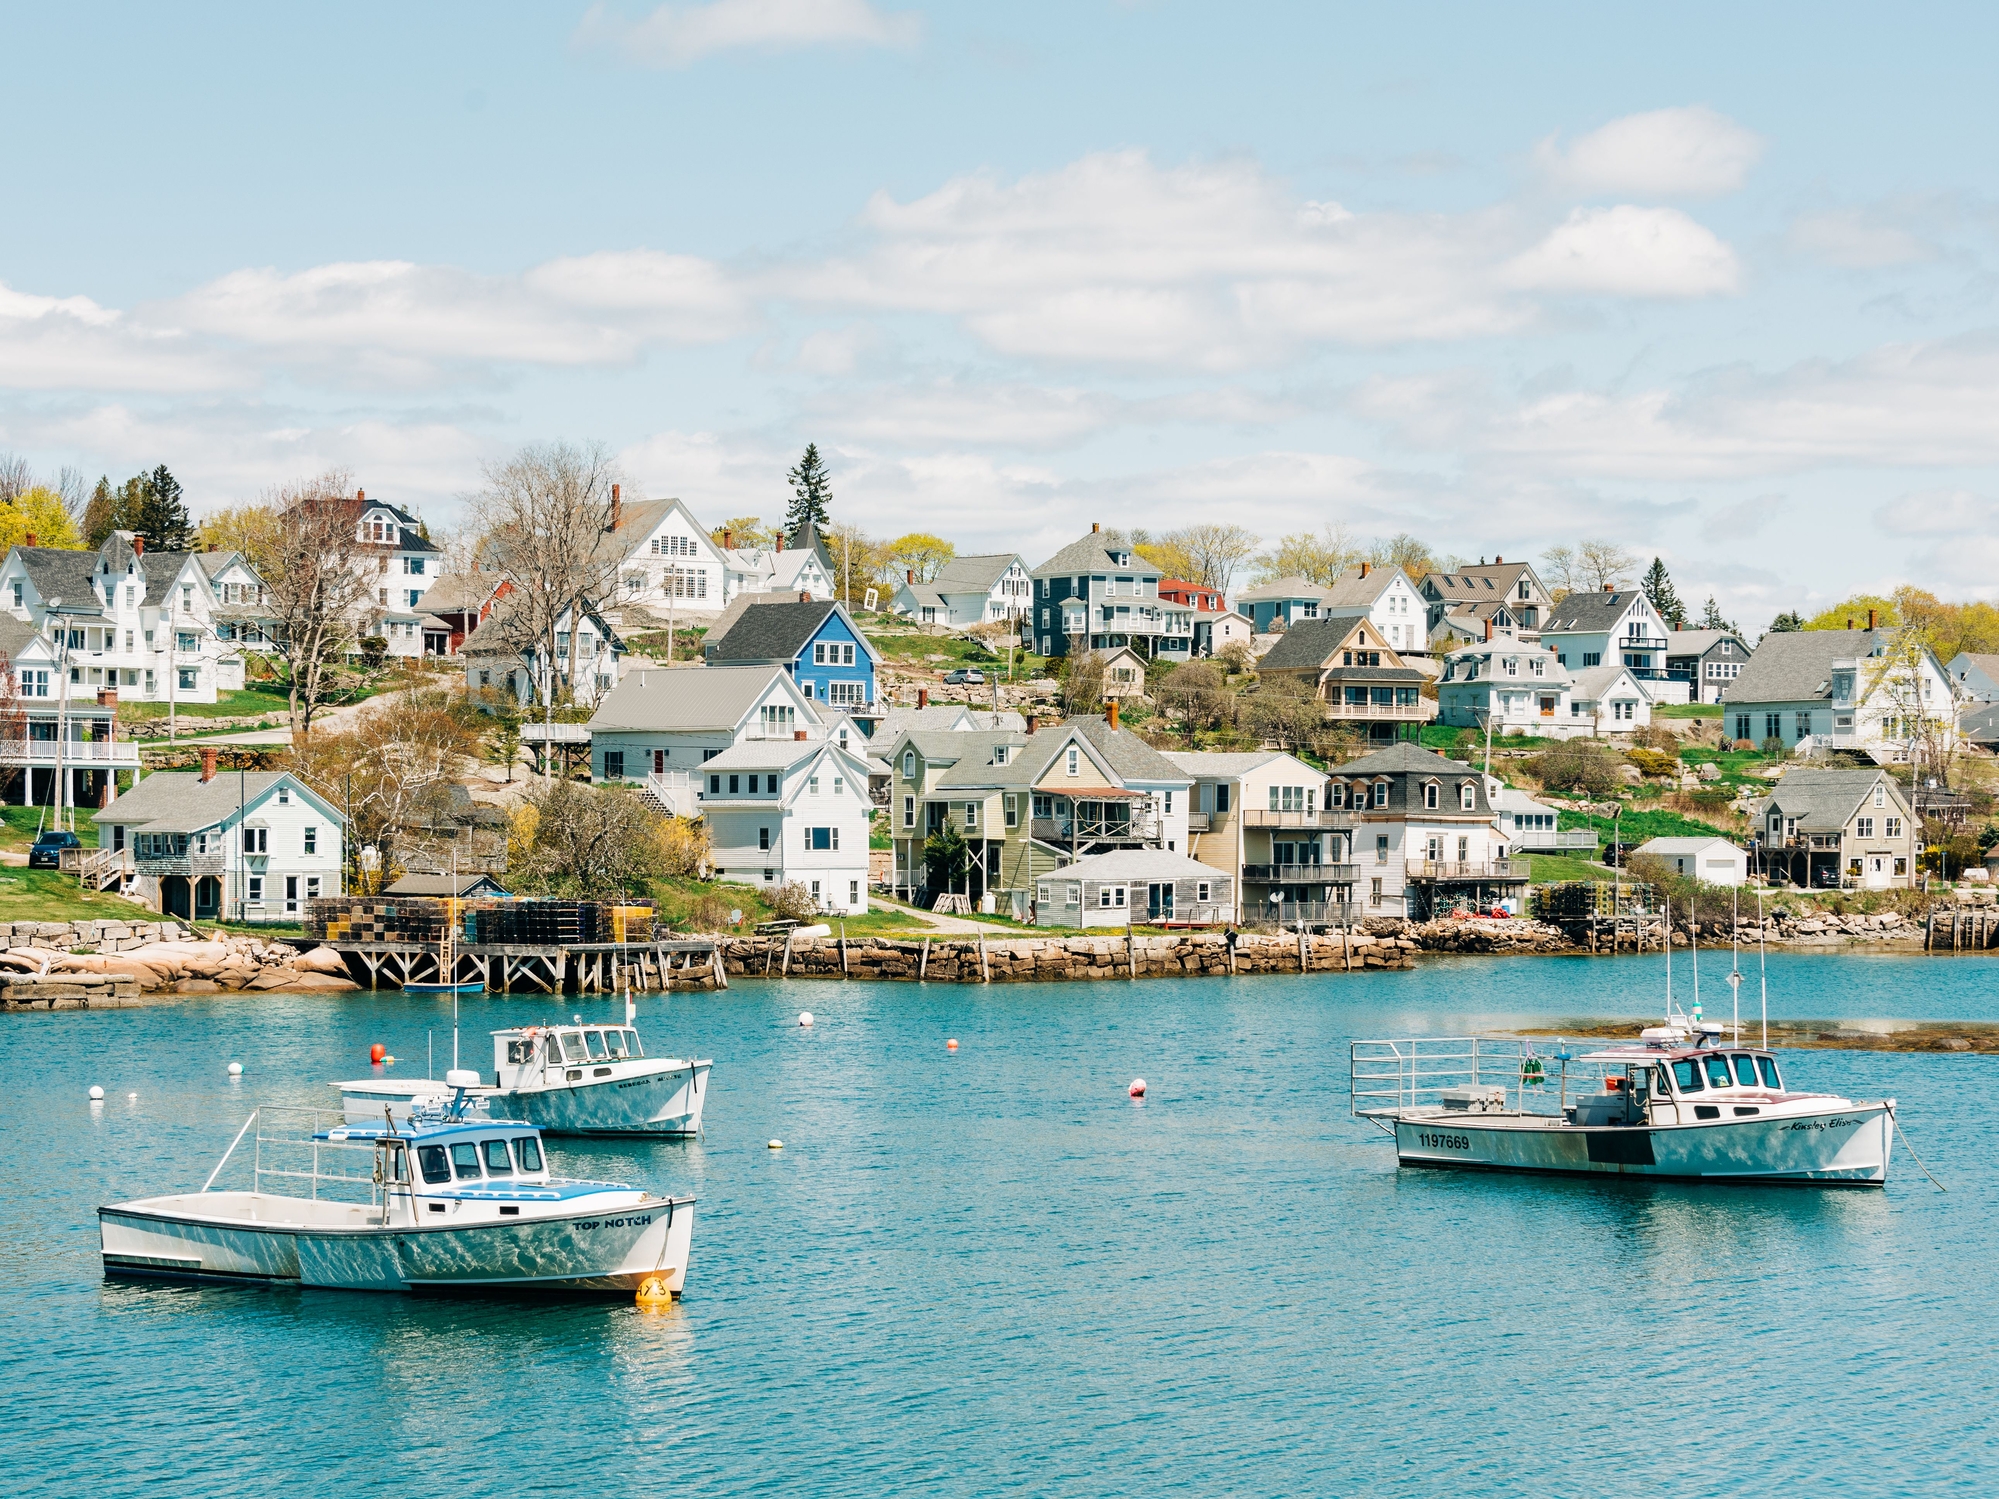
[1760,736,1787,758]
[1532,739,1623,796]
[766,882,822,921]
[1626,747,1678,778]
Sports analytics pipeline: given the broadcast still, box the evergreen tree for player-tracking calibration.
[784,443,832,536]
[1640,557,1686,628]
[1767,610,1806,633]
[1698,595,1738,633]
[82,476,118,547]
[134,464,195,552]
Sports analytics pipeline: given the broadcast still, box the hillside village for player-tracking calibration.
[2,452,1997,940]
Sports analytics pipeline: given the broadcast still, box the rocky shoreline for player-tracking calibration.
[0,920,360,1007]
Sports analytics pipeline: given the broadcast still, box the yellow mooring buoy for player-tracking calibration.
[635,1275,675,1309]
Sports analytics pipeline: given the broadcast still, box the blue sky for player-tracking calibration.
[5,1,1999,628]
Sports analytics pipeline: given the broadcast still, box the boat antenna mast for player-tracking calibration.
[1726,885,1743,1044]
[1757,883,1769,1048]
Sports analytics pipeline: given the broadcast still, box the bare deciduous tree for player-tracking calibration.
[1175,522,1262,593]
[1062,650,1107,715]
[1255,524,1360,587]
[472,441,624,741]
[266,468,381,740]
[1578,539,1637,592]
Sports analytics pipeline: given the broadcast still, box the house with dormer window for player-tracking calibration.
[461,595,625,712]
[698,735,875,912]
[0,531,262,706]
[1750,766,1916,889]
[588,491,734,625]
[1539,588,1683,701]
[1030,525,1193,661]
[1253,612,1433,742]
[1437,641,1579,738]
[1722,626,1956,760]
[893,553,1032,629]
[1419,558,1553,638]
[703,599,879,723]
[1664,629,1754,705]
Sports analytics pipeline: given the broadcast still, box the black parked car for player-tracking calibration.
[28,830,81,869]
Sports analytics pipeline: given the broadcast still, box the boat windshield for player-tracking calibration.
[1672,1058,1704,1093]
[483,1139,513,1175]
[418,1146,451,1184]
[603,1030,630,1058]
[516,1136,543,1172]
[450,1143,482,1179]
[586,1030,609,1059]
[556,1030,585,1062]
[1702,1055,1733,1089]
[1730,1054,1760,1086]
[1759,1056,1783,1091]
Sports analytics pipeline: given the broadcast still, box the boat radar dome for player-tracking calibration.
[445,1069,482,1089]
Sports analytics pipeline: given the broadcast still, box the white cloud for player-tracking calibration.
[167,253,749,381]
[1535,106,1763,197]
[809,380,1121,448]
[1873,487,1999,536]
[1505,206,1741,298]
[1787,208,1932,269]
[0,279,239,393]
[576,0,920,68]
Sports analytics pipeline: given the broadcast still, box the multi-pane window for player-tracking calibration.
[1856,817,1874,839]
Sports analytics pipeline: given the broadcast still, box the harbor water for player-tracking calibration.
[3,950,1996,1496]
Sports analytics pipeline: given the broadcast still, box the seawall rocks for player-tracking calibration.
[718,929,1418,983]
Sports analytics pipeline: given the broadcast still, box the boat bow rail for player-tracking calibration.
[208,1106,405,1208]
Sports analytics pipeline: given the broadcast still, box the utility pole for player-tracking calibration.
[48,598,68,832]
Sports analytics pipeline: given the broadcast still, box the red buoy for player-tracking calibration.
[370,1043,386,1064]
[1128,1078,1146,1098]
[946,1038,958,1051]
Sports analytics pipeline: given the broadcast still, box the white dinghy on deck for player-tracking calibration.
[99,1095,696,1295]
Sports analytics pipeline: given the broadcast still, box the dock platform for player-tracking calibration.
[326,940,725,994]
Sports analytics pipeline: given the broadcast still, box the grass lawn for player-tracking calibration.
[0,868,155,925]
[1529,852,1617,883]
[1558,806,1736,844]
[118,682,385,724]
[1419,725,1561,753]
[1653,702,1726,721]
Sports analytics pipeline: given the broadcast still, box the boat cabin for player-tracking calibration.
[1574,1044,1789,1127]
[493,1025,648,1084]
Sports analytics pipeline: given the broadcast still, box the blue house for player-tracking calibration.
[704,599,880,724]
[1233,576,1336,633]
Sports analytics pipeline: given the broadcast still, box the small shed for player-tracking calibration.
[383,872,511,898]
[1035,848,1235,927]
[1632,836,1747,887]
[1098,645,1151,700]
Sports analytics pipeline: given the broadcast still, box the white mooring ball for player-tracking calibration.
[797,1011,814,1028]
[227,1062,243,1076]
[89,1086,104,1101]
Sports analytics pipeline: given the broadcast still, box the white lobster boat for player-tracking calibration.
[1352,1025,1895,1186]
[99,1098,695,1296]
[335,1020,710,1137]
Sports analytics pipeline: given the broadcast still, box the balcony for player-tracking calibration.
[1185,812,1211,832]
[0,737,142,766]
[1324,700,1434,721]
[1240,808,1354,831]
[1242,899,1360,928]
[1031,813,1159,845]
[1407,859,1528,882]
[1510,828,1599,853]
[1243,864,1359,884]
[131,851,231,878]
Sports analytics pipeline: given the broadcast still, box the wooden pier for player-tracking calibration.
[1924,905,1999,954]
[329,939,725,994]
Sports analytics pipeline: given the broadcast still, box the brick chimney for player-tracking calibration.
[1495,555,1503,564]
[799,590,812,603]
[918,687,929,708]
[609,483,622,531]
[794,729,807,740]
[206,541,216,552]
[97,688,118,708]
[722,529,733,550]
[1604,582,1614,593]
[1484,617,1493,642]
[1867,608,1878,629]
[1846,617,1854,629]
[1092,522,1100,533]
[23,533,34,548]
[356,489,364,503]
[133,536,143,556]
[906,569,915,584]
[1107,699,1121,730]
[199,747,218,782]
[1359,562,1370,578]
[1025,713,1039,734]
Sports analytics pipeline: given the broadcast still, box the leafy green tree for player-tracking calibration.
[82,476,119,546]
[784,443,832,536]
[923,822,973,894]
[889,531,955,582]
[1641,558,1686,628]
[1766,610,1806,634]
[1698,596,1737,633]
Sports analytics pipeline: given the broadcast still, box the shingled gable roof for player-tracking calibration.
[1722,629,1881,705]
[585,663,806,733]
[92,771,341,834]
[1422,561,1539,602]
[928,552,1023,594]
[1754,766,1907,833]
[1664,629,1744,657]
[1319,564,1413,608]
[1254,612,1372,671]
[13,545,102,607]
[704,599,874,665]
[1235,575,1334,604]
[1031,531,1158,579]
[296,494,438,554]
[1542,589,1652,634]
[1062,714,1190,783]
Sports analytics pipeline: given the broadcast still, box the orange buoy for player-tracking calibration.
[635,1275,674,1308]
[1129,1078,1146,1098]
[946,1038,958,1051]
[369,1043,386,1064]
